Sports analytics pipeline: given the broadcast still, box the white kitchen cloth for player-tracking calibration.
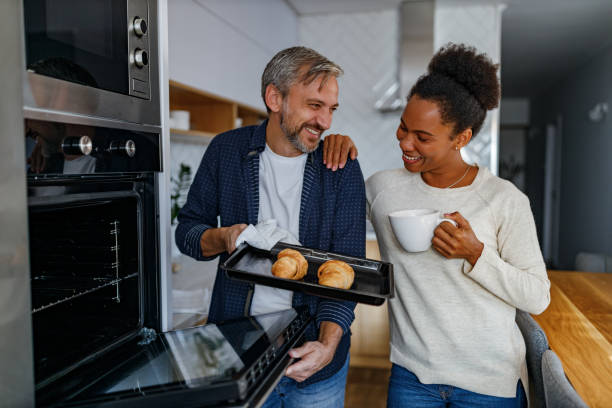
[234,219,300,250]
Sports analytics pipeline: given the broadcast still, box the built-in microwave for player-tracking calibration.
[22,0,160,126]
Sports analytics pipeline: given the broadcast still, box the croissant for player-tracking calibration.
[271,248,308,280]
[317,260,354,289]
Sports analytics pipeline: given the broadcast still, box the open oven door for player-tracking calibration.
[36,308,311,408]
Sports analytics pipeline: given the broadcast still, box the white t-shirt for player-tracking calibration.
[250,144,307,316]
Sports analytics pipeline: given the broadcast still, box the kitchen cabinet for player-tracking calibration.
[169,80,267,143]
[350,240,391,368]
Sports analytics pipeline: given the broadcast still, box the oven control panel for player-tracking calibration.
[26,118,161,176]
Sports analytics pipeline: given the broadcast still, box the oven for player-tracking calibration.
[22,0,160,125]
[25,116,312,407]
[25,116,163,395]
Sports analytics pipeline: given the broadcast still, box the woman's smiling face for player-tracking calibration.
[397,95,461,174]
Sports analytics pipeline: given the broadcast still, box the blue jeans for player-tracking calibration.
[387,364,527,408]
[260,356,349,408]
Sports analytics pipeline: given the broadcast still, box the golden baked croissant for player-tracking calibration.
[317,260,354,289]
[271,248,308,280]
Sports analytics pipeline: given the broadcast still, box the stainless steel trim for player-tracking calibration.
[22,0,160,126]
[0,0,35,405]
[23,107,161,134]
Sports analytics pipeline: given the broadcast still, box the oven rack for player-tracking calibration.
[31,272,138,314]
[30,220,121,243]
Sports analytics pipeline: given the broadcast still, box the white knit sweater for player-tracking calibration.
[366,167,550,398]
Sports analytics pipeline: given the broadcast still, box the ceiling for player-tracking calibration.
[285,0,403,15]
[286,0,612,99]
[501,0,612,98]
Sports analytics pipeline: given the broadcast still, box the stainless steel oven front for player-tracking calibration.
[22,0,160,126]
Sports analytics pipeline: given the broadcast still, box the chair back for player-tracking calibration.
[516,309,549,408]
[541,349,588,408]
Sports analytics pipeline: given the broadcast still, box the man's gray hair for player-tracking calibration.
[261,46,343,112]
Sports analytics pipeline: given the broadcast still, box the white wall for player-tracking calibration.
[168,0,298,110]
[299,9,402,180]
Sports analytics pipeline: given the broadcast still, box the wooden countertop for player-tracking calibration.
[532,270,612,408]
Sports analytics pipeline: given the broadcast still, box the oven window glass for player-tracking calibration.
[52,309,302,406]
[24,0,128,94]
[30,194,141,384]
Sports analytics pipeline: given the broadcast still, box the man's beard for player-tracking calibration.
[280,110,323,154]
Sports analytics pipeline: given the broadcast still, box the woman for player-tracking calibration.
[366,44,550,407]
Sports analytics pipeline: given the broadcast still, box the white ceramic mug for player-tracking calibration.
[388,209,457,253]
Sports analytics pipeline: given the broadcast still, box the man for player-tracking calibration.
[176,46,365,407]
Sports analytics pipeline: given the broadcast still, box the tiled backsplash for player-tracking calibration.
[299,9,403,180]
[434,0,504,173]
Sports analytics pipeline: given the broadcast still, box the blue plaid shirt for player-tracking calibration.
[176,120,366,387]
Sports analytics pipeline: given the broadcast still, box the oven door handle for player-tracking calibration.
[248,356,295,408]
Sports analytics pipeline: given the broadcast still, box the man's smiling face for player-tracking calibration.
[279,74,339,153]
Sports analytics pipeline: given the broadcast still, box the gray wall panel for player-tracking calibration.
[531,45,612,269]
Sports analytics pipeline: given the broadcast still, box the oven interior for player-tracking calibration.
[29,193,143,386]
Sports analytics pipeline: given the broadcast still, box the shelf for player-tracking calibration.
[169,79,267,137]
[170,128,215,145]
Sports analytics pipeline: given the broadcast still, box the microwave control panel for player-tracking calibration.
[128,0,151,100]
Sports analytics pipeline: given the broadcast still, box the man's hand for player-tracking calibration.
[285,321,343,382]
[432,212,484,266]
[200,223,247,257]
[285,340,335,382]
[322,134,358,171]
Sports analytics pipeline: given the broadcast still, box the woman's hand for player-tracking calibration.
[322,134,358,171]
[432,212,484,266]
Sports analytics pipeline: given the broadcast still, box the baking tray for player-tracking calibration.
[221,242,394,306]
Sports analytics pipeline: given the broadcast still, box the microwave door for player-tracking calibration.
[40,309,309,408]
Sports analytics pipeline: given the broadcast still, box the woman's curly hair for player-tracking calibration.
[409,43,500,138]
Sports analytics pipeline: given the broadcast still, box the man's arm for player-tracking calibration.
[286,158,366,382]
[175,139,225,261]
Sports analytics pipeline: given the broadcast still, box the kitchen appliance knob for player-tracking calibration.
[133,17,148,36]
[134,49,148,68]
[109,140,136,157]
[61,135,92,156]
